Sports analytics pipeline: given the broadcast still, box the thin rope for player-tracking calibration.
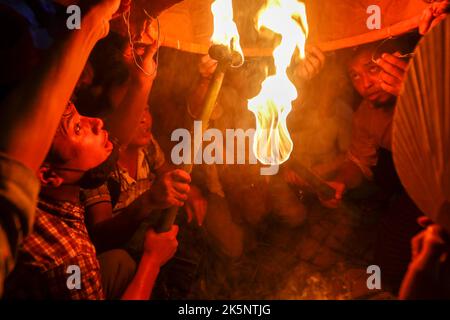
[122,9,160,77]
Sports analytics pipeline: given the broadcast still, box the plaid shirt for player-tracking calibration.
[82,136,165,215]
[81,136,165,256]
[5,199,104,300]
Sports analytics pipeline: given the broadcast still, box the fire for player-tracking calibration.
[210,0,244,61]
[248,0,308,165]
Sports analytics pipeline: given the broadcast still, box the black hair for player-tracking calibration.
[75,32,131,117]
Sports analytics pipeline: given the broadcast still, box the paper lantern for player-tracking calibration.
[393,17,450,232]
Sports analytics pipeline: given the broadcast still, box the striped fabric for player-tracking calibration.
[82,136,165,215]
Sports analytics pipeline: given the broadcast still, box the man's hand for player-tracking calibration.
[86,0,122,39]
[185,185,207,226]
[114,0,131,18]
[198,55,218,80]
[93,0,130,19]
[148,170,191,209]
[124,20,160,80]
[419,0,449,35]
[411,222,448,267]
[143,226,179,267]
[295,46,325,80]
[375,52,409,96]
[284,169,309,188]
[319,181,345,209]
[399,219,450,299]
[187,55,219,119]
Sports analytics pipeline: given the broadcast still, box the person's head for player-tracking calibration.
[128,106,153,148]
[39,102,114,189]
[346,43,394,107]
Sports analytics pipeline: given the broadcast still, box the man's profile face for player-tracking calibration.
[347,49,393,105]
[52,102,113,171]
[129,107,153,148]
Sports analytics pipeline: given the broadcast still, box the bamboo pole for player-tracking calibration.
[156,47,232,233]
[160,15,422,55]
[288,159,336,200]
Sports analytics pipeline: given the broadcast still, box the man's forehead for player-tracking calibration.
[58,101,78,136]
[63,101,76,117]
[348,50,373,70]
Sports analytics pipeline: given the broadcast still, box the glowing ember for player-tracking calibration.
[210,0,244,60]
[248,0,308,165]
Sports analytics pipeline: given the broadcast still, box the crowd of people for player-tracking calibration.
[0,0,449,300]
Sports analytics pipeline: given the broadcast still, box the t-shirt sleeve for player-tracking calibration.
[80,184,112,208]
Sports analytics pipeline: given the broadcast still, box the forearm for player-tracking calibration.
[399,262,441,299]
[89,194,155,252]
[0,8,107,172]
[334,160,365,189]
[187,77,211,113]
[313,153,347,179]
[89,210,144,253]
[121,253,160,300]
[107,76,153,146]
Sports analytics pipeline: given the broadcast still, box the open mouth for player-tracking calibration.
[103,130,113,150]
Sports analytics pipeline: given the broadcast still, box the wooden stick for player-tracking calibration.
[156,60,228,233]
[159,15,421,55]
[288,159,336,200]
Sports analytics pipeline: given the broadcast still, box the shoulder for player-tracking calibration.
[81,184,112,208]
[21,207,97,272]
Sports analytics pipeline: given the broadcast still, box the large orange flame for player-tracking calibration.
[210,0,244,59]
[248,0,308,165]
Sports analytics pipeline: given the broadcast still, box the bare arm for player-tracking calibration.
[121,226,178,300]
[399,225,450,299]
[107,42,158,146]
[317,160,364,209]
[121,253,160,300]
[0,1,120,172]
[86,199,152,253]
[186,55,218,118]
[86,170,191,252]
[107,75,155,146]
[334,159,365,190]
[312,153,347,180]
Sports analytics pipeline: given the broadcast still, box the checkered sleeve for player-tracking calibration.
[80,183,112,208]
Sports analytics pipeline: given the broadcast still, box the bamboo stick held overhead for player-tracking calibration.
[156,45,237,233]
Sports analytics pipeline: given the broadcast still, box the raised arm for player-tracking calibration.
[85,169,191,252]
[121,225,179,300]
[0,0,121,172]
[106,35,159,146]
